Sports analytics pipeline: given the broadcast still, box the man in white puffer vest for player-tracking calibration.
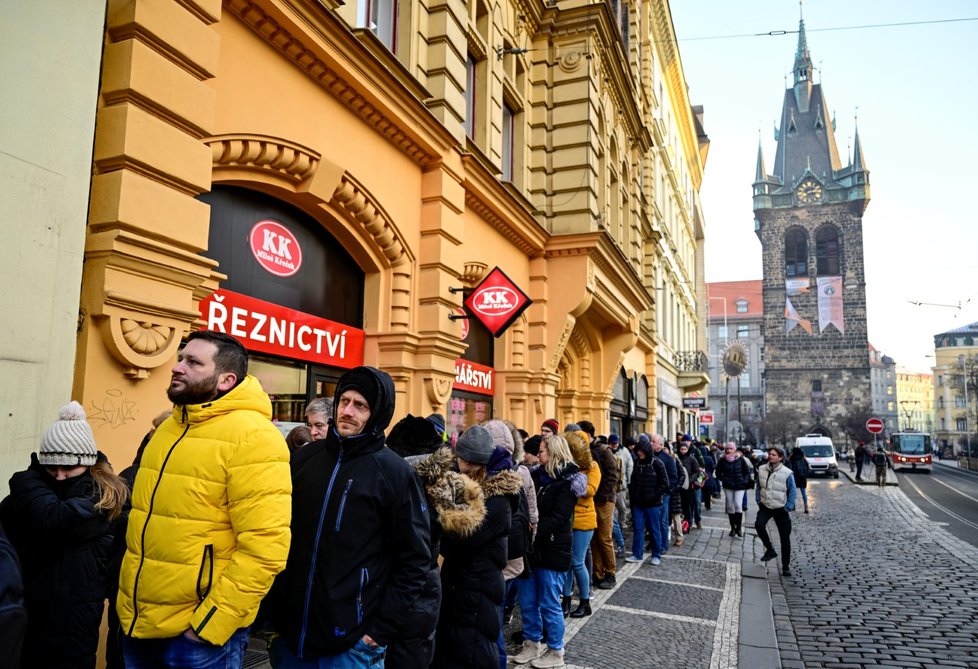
[754,446,798,576]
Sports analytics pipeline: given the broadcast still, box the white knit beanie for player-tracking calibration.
[39,401,98,467]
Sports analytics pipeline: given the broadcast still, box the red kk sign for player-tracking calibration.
[463,267,532,337]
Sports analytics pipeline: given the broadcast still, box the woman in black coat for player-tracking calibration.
[511,434,581,667]
[713,442,754,537]
[788,447,811,513]
[433,426,523,669]
[0,402,128,669]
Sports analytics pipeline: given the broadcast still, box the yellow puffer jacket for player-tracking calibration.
[566,430,600,531]
[117,375,292,645]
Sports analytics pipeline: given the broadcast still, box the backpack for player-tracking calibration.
[508,487,531,562]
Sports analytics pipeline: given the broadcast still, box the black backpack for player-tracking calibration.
[0,523,26,669]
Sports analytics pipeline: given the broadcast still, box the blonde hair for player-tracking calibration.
[543,435,574,478]
[89,460,129,521]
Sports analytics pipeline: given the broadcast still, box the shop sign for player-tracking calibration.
[699,411,715,425]
[453,359,495,395]
[683,397,706,409]
[463,267,532,337]
[249,220,303,277]
[199,289,364,368]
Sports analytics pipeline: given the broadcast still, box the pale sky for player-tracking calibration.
[670,1,978,373]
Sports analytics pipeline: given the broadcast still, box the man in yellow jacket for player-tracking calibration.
[117,331,292,668]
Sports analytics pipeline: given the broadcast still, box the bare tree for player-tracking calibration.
[840,403,876,444]
[761,407,803,448]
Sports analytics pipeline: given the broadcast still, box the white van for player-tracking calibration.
[795,434,839,478]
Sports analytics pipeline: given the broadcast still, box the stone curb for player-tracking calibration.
[739,561,781,669]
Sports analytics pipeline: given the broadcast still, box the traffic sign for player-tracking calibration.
[699,411,715,425]
[866,417,884,434]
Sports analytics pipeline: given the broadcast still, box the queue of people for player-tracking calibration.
[1,329,810,669]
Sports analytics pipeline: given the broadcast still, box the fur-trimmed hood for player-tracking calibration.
[565,430,594,471]
[480,468,523,499]
[415,447,485,537]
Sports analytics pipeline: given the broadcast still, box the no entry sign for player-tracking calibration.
[866,417,884,434]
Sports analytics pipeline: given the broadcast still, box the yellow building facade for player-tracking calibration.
[4,0,709,477]
[895,367,934,434]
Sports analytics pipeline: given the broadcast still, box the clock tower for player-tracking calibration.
[753,14,872,438]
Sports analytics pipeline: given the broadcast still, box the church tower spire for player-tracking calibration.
[852,121,867,172]
[793,6,814,112]
[755,138,767,182]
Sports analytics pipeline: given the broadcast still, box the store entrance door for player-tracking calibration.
[308,366,341,404]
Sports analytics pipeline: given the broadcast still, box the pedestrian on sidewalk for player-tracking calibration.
[754,446,798,577]
[787,447,811,513]
[512,434,580,669]
[677,442,702,530]
[625,438,669,564]
[580,422,618,590]
[562,430,599,619]
[854,441,867,481]
[649,435,678,552]
[714,442,753,537]
[873,447,889,487]
[609,434,633,557]
[668,447,687,545]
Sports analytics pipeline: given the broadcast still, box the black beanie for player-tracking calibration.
[524,434,542,456]
[333,366,395,435]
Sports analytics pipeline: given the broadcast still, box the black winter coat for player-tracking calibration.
[0,522,26,669]
[267,369,432,658]
[433,468,522,669]
[629,456,669,508]
[0,459,116,669]
[529,463,579,571]
[714,455,754,490]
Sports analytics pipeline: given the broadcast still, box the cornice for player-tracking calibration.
[206,134,320,184]
[461,154,548,258]
[332,172,413,266]
[225,0,452,168]
[650,0,703,190]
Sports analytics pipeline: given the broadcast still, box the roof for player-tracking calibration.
[706,280,763,319]
[935,321,978,337]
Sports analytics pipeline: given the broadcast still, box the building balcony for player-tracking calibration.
[675,350,711,392]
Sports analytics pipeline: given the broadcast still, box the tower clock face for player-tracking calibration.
[797,179,823,204]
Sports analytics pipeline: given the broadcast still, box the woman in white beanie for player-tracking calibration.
[0,401,128,669]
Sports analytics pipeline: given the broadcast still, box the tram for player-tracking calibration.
[888,432,933,473]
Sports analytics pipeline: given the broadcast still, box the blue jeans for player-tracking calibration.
[612,509,624,550]
[270,637,385,668]
[631,505,662,560]
[123,628,249,669]
[693,488,703,522]
[497,578,518,669]
[563,528,594,599]
[659,493,671,552]
[518,568,567,651]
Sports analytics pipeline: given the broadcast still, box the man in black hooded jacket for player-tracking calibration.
[266,366,432,666]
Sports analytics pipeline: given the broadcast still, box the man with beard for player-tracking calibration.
[117,331,292,668]
[265,366,431,668]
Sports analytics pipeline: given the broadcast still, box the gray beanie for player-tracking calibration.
[455,424,494,465]
[39,401,98,467]
[483,419,515,454]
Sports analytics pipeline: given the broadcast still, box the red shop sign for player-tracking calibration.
[453,359,495,396]
[199,289,364,368]
[249,220,302,277]
[463,267,532,337]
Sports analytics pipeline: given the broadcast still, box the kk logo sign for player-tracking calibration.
[249,220,303,277]
[463,267,532,337]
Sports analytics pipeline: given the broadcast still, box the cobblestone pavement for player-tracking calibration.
[769,479,978,669]
[505,498,758,669]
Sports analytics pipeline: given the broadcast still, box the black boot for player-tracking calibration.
[561,595,572,618]
[570,599,591,618]
[734,513,743,537]
[727,513,735,536]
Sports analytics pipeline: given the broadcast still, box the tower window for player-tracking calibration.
[816,226,841,275]
[785,229,808,277]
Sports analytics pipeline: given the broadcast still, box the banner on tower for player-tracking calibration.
[785,277,811,296]
[817,276,844,334]
[785,297,813,335]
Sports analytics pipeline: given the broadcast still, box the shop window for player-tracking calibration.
[785,228,808,277]
[250,355,309,428]
[449,393,492,437]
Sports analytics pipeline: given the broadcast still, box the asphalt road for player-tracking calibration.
[897,464,978,549]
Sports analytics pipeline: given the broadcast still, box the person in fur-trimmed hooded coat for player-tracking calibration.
[386,416,484,669]
[433,426,523,669]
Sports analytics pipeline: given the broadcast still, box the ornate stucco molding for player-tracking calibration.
[331,173,412,267]
[206,134,320,185]
[225,0,437,167]
[464,192,539,256]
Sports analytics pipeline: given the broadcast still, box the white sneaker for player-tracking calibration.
[649,557,661,565]
[530,647,566,668]
[624,555,643,563]
[511,640,545,664]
